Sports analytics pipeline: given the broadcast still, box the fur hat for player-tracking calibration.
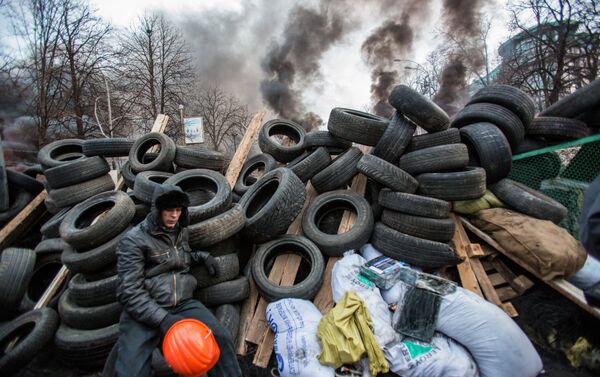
[154,186,190,210]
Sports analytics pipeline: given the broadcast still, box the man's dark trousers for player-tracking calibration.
[115,299,242,377]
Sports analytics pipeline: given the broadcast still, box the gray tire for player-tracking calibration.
[194,276,249,306]
[62,227,130,273]
[188,204,245,249]
[371,112,416,164]
[129,133,176,172]
[406,128,461,153]
[44,156,110,189]
[388,85,450,132]
[214,304,240,343]
[251,235,324,302]
[417,167,487,201]
[258,119,306,163]
[68,273,118,307]
[190,253,239,289]
[174,146,225,170]
[239,168,306,243]
[398,144,469,176]
[47,174,115,208]
[311,147,363,193]
[540,78,600,118]
[0,248,36,317]
[527,117,589,141]
[58,289,121,330]
[490,178,568,223]
[234,153,278,194]
[378,189,450,219]
[327,107,388,146]
[468,84,536,127]
[302,190,374,256]
[304,130,352,153]
[83,138,134,157]
[381,210,455,243]
[133,171,173,203]
[357,154,418,193]
[288,147,332,182]
[38,139,85,169]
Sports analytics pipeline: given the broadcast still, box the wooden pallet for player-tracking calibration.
[238,145,371,367]
[451,213,524,317]
[460,216,600,321]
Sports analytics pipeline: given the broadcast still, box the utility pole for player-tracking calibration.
[179,104,185,145]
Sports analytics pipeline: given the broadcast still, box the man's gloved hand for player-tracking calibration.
[204,255,220,277]
[159,313,185,334]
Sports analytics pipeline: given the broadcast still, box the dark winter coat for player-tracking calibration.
[580,175,600,259]
[116,184,208,327]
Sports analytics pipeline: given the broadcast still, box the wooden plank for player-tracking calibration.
[225,110,266,188]
[460,216,600,320]
[501,302,518,318]
[496,286,519,302]
[449,213,483,297]
[489,258,534,295]
[488,273,506,287]
[236,262,258,355]
[0,190,48,249]
[34,265,69,309]
[151,114,170,133]
[466,243,485,258]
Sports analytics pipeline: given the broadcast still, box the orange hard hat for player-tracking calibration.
[162,319,221,377]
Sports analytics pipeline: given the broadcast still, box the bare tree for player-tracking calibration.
[186,83,250,153]
[58,0,112,138]
[498,0,599,109]
[118,13,193,138]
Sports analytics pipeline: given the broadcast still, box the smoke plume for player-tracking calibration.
[359,1,433,116]
[433,0,489,115]
[260,1,353,130]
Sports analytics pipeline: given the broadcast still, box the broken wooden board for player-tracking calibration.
[0,189,48,249]
[450,213,484,297]
[460,216,600,320]
[225,110,266,188]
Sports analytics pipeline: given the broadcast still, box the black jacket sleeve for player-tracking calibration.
[116,235,169,327]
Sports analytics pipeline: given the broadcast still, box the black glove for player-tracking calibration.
[159,313,185,334]
[204,255,220,277]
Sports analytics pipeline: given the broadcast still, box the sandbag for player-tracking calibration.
[331,252,400,348]
[385,334,478,377]
[471,208,587,280]
[385,278,542,377]
[568,255,600,290]
[266,299,334,377]
[452,190,503,215]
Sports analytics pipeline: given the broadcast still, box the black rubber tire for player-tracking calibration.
[22,164,43,178]
[188,204,245,249]
[378,189,450,219]
[288,147,332,182]
[258,119,306,163]
[302,190,374,256]
[327,107,388,146]
[577,108,600,129]
[0,188,32,225]
[38,139,85,169]
[527,117,589,141]
[194,276,249,306]
[468,84,536,127]
[68,273,118,307]
[174,146,225,170]
[47,174,115,209]
[451,102,525,150]
[83,138,134,157]
[44,156,110,189]
[44,194,61,215]
[371,112,416,164]
[0,308,59,374]
[417,167,487,201]
[58,289,121,330]
[540,79,600,118]
[165,169,232,223]
[120,161,136,190]
[398,143,469,176]
[190,253,240,289]
[311,147,363,193]
[129,192,151,224]
[357,154,418,193]
[0,139,8,211]
[214,304,240,343]
[0,248,36,317]
[251,235,325,302]
[61,227,130,274]
[83,263,118,283]
[40,208,71,239]
[512,137,547,155]
[20,251,67,311]
[371,222,461,269]
[206,236,238,257]
[234,153,278,194]
[60,191,134,251]
[54,322,119,367]
[133,171,173,203]
[460,122,512,184]
[304,130,352,153]
[388,85,450,132]
[239,168,306,243]
[6,169,44,194]
[405,128,461,153]
[35,238,69,254]
[381,210,456,243]
[490,178,568,223]
[129,133,176,173]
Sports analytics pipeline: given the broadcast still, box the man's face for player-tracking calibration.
[161,207,182,229]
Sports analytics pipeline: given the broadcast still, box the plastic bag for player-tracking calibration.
[266,299,334,377]
[386,279,542,377]
[385,333,479,377]
[331,252,400,348]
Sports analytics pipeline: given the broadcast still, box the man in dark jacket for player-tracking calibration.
[115,183,242,376]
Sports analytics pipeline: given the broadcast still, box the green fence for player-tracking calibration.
[508,134,600,239]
